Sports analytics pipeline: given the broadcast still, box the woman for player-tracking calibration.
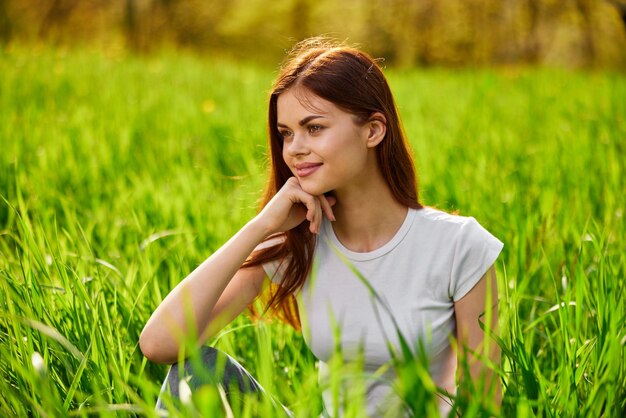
[140,38,504,417]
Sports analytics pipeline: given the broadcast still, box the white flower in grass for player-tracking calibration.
[31,352,46,375]
[178,377,192,405]
[45,254,53,266]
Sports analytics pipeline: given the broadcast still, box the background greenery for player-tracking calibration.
[0,43,625,416]
[2,0,626,69]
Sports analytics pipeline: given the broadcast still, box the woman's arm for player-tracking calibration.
[139,177,336,364]
[139,220,270,364]
[454,265,501,409]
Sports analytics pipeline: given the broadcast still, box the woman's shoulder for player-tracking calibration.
[413,205,503,253]
[412,205,501,243]
[413,206,477,228]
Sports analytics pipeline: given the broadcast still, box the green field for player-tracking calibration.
[0,46,625,417]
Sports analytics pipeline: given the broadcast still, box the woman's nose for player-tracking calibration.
[285,133,310,156]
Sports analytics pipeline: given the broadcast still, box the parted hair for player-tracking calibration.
[243,37,422,329]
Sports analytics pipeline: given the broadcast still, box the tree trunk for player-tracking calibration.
[0,0,11,43]
[39,0,78,39]
[607,0,626,28]
[575,0,596,67]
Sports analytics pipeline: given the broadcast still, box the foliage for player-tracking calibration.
[0,46,625,417]
[1,0,626,68]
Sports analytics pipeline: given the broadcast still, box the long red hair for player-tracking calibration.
[243,38,422,329]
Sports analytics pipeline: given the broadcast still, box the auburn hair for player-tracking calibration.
[243,38,422,330]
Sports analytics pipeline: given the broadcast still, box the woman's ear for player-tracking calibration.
[366,112,387,148]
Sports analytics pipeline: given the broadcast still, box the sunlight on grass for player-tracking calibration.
[0,46,624,417]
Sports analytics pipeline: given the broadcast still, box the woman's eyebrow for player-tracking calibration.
[298,115,325,126]
[277,115,325,128]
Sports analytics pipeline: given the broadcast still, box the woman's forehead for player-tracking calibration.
[277,87,336,117]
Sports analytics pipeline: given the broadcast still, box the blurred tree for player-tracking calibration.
[0,0,11,43]
[291,0,311,41]
[2,0,625,69]
[38,0,78,39]
[125,0,141,51]
[590,0,626,68]
[607,0,626,26]
[526,0,541,64]
[388,0,424,67]
[169,0,232,48]
[576,0,596,65]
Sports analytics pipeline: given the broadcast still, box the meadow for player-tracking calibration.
[0,45,624,417]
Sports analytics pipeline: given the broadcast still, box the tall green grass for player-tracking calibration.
[0,45,624,417]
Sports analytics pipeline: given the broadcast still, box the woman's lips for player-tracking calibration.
[295,163,322,178]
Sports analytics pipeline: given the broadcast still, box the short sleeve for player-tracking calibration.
[253,235,288,285]
[449,217,504,301]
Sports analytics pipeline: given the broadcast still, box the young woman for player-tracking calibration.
[140,38,504,417]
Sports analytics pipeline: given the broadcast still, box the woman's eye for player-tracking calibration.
[279,130,293,141]
[308,125,323,134]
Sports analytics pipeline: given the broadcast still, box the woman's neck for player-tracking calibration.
[330,177,408,253]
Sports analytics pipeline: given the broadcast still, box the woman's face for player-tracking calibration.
[276,88,374,196]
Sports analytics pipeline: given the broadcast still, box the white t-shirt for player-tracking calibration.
[261,207,504,417]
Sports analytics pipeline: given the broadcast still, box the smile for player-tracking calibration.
[295,163,323,178]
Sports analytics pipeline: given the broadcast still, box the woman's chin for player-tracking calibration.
[300,181,331,197]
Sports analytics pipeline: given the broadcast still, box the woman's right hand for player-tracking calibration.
[254,177,336,235]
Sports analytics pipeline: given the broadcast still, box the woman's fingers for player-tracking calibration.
[280,177,338,234]
[291,188,318,227]
[304,195,320,234]
[313,197,322,234]
[319,194,336,222]
[294,191,325,234]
